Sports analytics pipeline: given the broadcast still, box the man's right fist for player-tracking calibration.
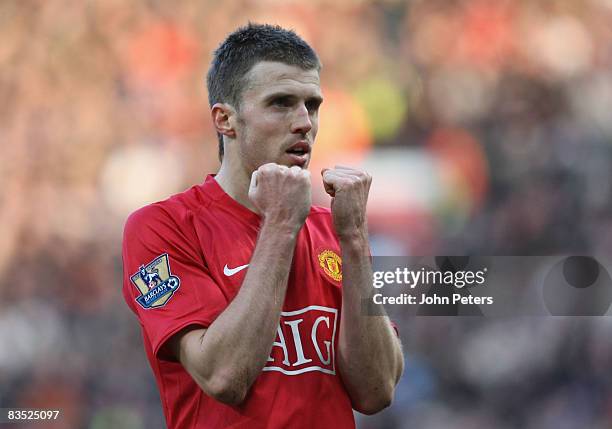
[248,163,311,230]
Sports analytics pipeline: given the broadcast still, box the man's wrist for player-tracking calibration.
[260,218,302,239]
[338,228,369,254]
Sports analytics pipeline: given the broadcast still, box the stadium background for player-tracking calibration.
[2,0,612,427]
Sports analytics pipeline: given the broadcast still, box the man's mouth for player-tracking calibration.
[284,141,311,167]
[285,141,311,156]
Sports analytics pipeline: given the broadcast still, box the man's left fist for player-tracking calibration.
[321,166,372,239]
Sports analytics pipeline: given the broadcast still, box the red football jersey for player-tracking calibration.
[122,175,355,429]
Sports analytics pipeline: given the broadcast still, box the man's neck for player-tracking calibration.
[215,162,258,213]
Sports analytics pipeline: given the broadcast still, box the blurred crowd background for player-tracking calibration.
[2,0,612,428]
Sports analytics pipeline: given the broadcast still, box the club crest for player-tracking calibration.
[318,249,342,282]
[131,254,180,309]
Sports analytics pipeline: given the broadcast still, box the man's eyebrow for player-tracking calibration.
[263,92,293,100]
[263,92,323,103]
[307,94,324,104]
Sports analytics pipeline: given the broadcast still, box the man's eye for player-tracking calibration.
[306,100,321,113]
[273,97,292,107]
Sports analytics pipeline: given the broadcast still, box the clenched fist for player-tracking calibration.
[321,166,372,239]
[249,163,312,231]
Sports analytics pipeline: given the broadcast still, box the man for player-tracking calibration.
[122,23,403,428]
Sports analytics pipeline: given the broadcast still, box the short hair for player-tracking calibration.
[207,23,321,161]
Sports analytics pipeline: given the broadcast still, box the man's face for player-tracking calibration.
[232,61,323,173]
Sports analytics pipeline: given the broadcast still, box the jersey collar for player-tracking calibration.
[202,174,261,224]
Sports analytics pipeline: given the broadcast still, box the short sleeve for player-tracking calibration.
[122,204,227,360]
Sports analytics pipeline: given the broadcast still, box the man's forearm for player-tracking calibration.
[189,221,298,402]
[337,231,404,414]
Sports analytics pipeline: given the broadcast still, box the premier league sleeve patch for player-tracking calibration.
[131,254,181,309]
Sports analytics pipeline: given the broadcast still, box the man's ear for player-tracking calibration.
[211,103,237,139]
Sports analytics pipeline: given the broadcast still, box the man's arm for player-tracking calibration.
[169,164,311,405]
[322,166,404,415]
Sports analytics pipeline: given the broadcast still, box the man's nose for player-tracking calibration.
[291,104,312,135]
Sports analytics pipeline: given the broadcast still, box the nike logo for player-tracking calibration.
[223,263,249,276]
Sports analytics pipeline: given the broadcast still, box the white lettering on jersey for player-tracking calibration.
[284,319,314,366]
[264,305,338,376]
[267,325,290,366]
[312,316,332,365]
